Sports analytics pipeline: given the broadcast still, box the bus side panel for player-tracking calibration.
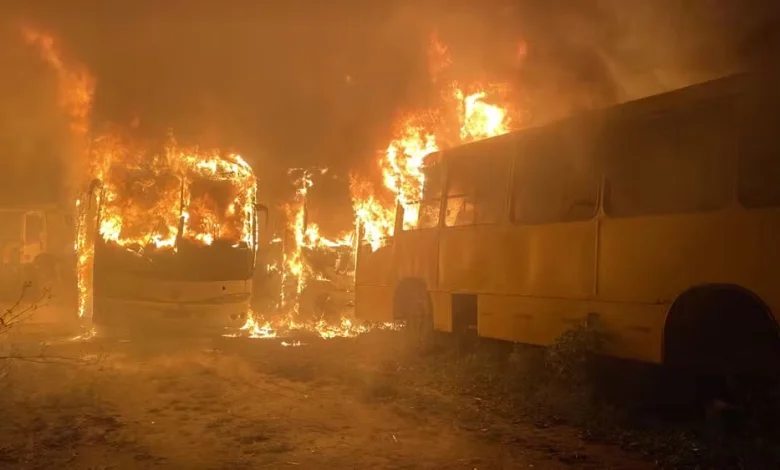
[438,222,596,299]
[354,285,394,322]
[598,211,759,304]
[392,230,439,288]
[438,225,499,293]
[353,281,450,328]
[478,294,665,363]
[355,243,394,287]
[747,208,780,320]
[95,276,252,304]
[430,290,452,332]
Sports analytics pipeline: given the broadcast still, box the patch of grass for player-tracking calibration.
[271,362,317,382]
[0,379,126,468]
[361,372,401,403]
[407,324,780,469]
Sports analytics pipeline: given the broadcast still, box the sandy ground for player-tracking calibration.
[0,306,655,469]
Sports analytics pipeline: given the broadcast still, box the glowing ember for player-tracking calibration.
[231,312,402,341]
[69,326,97,342]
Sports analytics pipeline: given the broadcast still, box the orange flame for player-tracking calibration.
[93,134,256,252]
[232,168,385,341]
[231,311,401,342]
[24,28,258,317]
[280,168,354,311]
[351,34,520,251]
[23,27,96,317]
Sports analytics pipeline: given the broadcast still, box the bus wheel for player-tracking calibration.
[393,279,433,342]
[663,285,780,411]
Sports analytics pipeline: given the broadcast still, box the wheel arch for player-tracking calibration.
[662,283,780,370]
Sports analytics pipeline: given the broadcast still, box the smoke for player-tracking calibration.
[1,1,778,225]
[0,20,71,204]
[502,0,780,124]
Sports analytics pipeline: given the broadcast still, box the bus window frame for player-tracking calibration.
[602,95,737,219]
[509,125,601,226]
[399,157,446,233]
[441,149,513,229]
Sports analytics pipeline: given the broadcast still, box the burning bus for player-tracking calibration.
[77,139,266,333]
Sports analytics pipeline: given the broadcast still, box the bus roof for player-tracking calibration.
[436,71,754,162]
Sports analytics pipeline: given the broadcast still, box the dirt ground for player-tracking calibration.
[0,307,656,469]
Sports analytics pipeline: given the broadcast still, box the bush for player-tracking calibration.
[502,323,610,426]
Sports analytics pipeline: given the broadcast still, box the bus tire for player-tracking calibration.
[393,278,433,342]
[663,284,780,406]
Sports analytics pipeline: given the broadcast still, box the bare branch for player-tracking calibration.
[0,283,51,333]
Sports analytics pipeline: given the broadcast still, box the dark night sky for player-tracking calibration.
[0,0,778,230]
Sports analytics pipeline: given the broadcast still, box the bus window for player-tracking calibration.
[444,154,510,227]
[605,98,734,217]
[738,86,780,209]
[512,130,599,224]
[403,159,443,230]
[476,155,511,224]
[444,157,475,227]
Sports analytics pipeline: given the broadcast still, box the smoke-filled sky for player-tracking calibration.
[0,0,778,221]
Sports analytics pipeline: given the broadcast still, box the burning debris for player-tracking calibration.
[230,312,401,342]
[234,167,399,342]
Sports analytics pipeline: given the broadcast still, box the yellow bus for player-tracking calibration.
[355,71,780,374]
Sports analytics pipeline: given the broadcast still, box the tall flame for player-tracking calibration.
[22,27,96,317]
[23,28,258,317]
[21,27,95,137]
[234,168,381,342]
[350,34,520,251]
